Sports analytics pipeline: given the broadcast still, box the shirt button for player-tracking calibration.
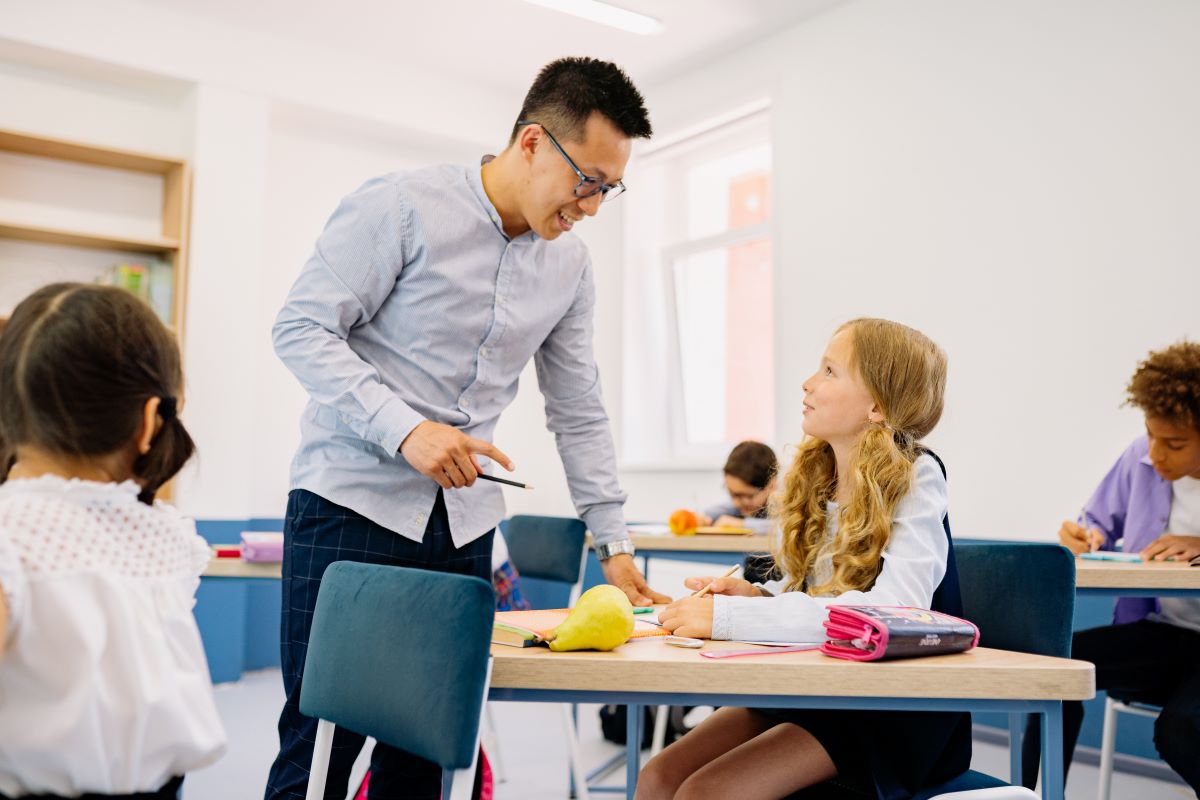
[462,398,470,409]
[415,514,425,524]
[480,347,489,358]
[497,296,506,306]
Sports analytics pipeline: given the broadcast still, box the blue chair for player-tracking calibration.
[493,514,592,797]
[915,543,1076,799]
[299,562,495,800]
[503,514,590,606]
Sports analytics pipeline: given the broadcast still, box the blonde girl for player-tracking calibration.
[644,318,969,800]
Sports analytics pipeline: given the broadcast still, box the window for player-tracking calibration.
[622,109,773,466]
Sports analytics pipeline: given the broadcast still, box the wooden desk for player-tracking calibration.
[203,547,282,579]
[1074,558,1200,597]
[489,640,1094,800]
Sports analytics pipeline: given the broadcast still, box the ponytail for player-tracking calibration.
[133,397,195,505]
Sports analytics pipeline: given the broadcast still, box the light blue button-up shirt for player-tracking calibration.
[273,161,628,548]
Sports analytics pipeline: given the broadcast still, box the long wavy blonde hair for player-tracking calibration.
[770,318,947,595]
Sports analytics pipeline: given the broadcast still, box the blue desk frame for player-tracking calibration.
[488,688,1067,800]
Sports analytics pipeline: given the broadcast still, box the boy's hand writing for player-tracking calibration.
[1058,520,1103,555]
[1140,534,1200,562]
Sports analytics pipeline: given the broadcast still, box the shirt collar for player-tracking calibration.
[468,156,540,243]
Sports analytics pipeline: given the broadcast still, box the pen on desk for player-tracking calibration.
[476,473,533,490]
[693,565,741,598]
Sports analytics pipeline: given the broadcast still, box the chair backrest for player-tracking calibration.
[503,515,588,585]
[953,543,1076,658]
[299,562,495,770]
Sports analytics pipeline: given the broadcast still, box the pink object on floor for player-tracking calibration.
[352,748,492,800]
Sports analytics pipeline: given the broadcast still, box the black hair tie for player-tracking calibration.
[159,396,178,422]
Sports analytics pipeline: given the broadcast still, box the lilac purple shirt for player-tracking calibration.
[1084,435,1173,624]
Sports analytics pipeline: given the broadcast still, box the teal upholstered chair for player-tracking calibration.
[299,562,495,800]
[915,543,1076,799]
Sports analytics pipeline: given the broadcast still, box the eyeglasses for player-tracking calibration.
[728,487,769,503]
[517,120,627,202]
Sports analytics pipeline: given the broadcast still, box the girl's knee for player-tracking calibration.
[674,774,721,800]
[635,753,684,800]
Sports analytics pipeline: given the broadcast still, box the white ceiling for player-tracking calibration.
[140,0,845,94]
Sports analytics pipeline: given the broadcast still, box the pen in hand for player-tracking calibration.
[1080,507,1100,552]
[693,565,742,598]
[476,473,533,490]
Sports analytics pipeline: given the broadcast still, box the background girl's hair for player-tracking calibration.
[0,282,194,503]
[770,318,947,595]
[723,440,779,489]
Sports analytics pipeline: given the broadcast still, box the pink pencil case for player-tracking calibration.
[821,605,979,662]
[240,532,284,563]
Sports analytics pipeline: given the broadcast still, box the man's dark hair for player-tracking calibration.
[724,440,778,489]
[510,57,652,144]
[1126,340,1200,432]
[0,282,195,503]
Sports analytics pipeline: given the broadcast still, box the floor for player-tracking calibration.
[187,557,1190,800]
[186,669,1190,799]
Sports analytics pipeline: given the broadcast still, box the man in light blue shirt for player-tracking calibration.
[265,58,669,800]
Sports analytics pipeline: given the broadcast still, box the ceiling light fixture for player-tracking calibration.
[521,0,664,35]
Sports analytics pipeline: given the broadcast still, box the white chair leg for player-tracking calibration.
[482,703,506,783]
[560,703,591,800]
[650,704,670,756]
[305,719,335,800]
[449,658,494,800]
[1096,696,1118,800]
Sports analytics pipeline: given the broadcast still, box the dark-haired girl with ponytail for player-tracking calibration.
[644,318,969,800]
[0,283,224,799]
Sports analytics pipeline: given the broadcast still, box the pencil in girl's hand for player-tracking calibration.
[477,473,533,490]
[693,565,741,598]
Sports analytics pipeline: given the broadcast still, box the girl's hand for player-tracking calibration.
[682,576,763,597]
[1140,534,1200,562]
[697,513,714,526]
[713,514,745,528]
[659,596,714,639]
[1058,520,1103,554]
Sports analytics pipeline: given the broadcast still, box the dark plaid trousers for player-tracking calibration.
[263,489,494,800]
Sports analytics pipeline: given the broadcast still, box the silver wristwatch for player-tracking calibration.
[595,539,637,561]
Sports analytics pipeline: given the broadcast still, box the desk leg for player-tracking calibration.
[1008,712,1024,785]
[626,703,642,799]
[1039,702,1064,800]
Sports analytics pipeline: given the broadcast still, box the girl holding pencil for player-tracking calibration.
[641,318,969,800]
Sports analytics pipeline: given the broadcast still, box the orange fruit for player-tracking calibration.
[668,509,699,536]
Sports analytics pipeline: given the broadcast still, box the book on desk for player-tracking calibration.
[493,608,670,648]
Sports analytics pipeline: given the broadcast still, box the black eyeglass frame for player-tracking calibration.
[517,119,627,202]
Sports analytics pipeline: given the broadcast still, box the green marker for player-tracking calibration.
[633,606,657,614]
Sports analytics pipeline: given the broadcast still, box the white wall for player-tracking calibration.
[637,0,1200,539]
[5,0,1199,539]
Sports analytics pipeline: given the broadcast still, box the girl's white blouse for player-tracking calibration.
[0,476,226,796]
[712,454,951,643]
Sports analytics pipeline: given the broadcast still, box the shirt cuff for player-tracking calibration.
[372,396,427,456]
[583,504,627,548]
[711,595,734,640]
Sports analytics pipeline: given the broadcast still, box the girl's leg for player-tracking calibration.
[635,707,777,800]
[675,721,837,800]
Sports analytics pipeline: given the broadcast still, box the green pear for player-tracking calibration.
[548,584,636,652]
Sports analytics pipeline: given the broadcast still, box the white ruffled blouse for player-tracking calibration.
[0,476,226,796]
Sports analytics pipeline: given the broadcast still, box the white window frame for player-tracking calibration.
[620,104,773,471]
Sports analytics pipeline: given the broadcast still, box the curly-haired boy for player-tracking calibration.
[1024,340,1200,792]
